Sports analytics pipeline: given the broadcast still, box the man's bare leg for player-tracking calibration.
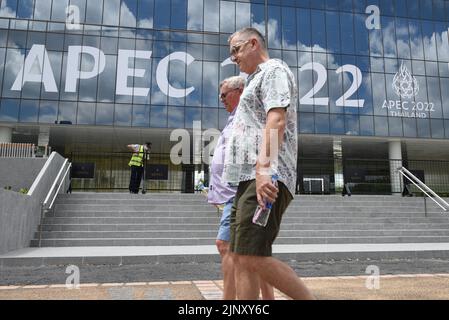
[234,254,260,300]
[216,240,236,300]
[237,254,315,300]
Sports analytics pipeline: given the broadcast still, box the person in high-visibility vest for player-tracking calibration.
[127,142,151,194]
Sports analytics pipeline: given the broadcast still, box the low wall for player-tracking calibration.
[0,152,67,255]
[0,158,46,192]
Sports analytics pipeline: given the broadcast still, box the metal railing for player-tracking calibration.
[69,152,188,192]
[0,143,35,157]
[38,158,72,247]
[397,166,449,214]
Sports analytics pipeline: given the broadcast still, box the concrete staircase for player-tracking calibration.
[31,193,449,247]
[2,193,449,267]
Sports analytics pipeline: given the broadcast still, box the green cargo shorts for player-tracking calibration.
[230,179,293,257]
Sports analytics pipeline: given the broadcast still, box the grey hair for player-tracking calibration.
[220,76,245,90]
[228,27,267,51]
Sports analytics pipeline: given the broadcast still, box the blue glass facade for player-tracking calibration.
[0,0,448,139]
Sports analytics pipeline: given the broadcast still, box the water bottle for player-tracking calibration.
[252,174,279,227]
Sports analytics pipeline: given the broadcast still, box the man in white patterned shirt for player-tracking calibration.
[223,27,314,300]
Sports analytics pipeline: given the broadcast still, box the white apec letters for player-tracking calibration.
[11,44,58,92]
[156,51,195,98]
[116,49,152,96]
[65,46,106,92]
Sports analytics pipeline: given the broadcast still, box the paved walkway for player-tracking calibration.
[1,274,449,300]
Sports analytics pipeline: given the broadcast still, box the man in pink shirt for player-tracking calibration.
[208,76,273,300]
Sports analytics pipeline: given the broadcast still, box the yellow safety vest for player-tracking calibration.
[128,145,144,167]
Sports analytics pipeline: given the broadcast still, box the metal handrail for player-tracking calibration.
[38,159,72,247]
[397,166,449,212]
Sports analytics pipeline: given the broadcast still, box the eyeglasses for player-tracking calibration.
[219,88,239,101]
[229,40,250,61]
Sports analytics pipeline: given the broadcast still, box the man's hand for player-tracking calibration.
[255,171,278,209]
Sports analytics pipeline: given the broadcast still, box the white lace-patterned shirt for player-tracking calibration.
[222,59,298,197]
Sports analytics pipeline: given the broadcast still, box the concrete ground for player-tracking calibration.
[1,258,449,299]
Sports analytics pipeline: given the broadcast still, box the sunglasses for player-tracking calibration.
[229,40,250,61]
[219,88,239,100]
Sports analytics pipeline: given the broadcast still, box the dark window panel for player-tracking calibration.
[326,11,340,54]
[85,0,103,25]
[154,0,170,29]
[201,107,217,129]
[19,99,39,123]
[382,16,397,58]
[137,0,153,29]
[8,30,27,48]
[0,0,17,19]
[417,118,431,137]
[220,1,236,33]
[420,0,433,20]
[315,113,329,134]
[34,0,51,20]
[340,12,355,55]
[114,103,132,126]
[236,1,251,31]
[388,116,403,137]
[395,0,407,17]
[282,5,296,50]
[131,104,149,127]
[0,48,6,92]
[267,5,281,49]
[407,0,420,19]
[184,106,200,128]
[360,115,374,136]
[39,100,58,123]
[150,105,167,128]
[0,98,19,122]
[374,116,388,136]
[427,77,443,119]
[57,101,77,124]
[2,48,24,99]
[396,18,410,59]
[251,3,265,34]
[167,106,183,129]
[103,0,120,26]
[17,0,34,19]
[299,112,314,134]
[77,102,95,125]
[403,117,417,137]
[205,0,219,33]
[95,102,113,125]
[380,0,395,16]
[310,9,326,52]
[431,119,444,138]
[51,0,69,22]
[441,78,449,118]
[120,0,137,28]
[202,61,218,108]
[187,0,203,31]
[297,8,311,49]
[330,114,345,134]
[371,73,387,116]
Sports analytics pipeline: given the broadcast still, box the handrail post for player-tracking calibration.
[38,202,44,247]
[424,197,427,217]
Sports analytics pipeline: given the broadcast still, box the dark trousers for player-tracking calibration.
[129,165,144,194]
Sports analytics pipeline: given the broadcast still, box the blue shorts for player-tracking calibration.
[216,199,234,242]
